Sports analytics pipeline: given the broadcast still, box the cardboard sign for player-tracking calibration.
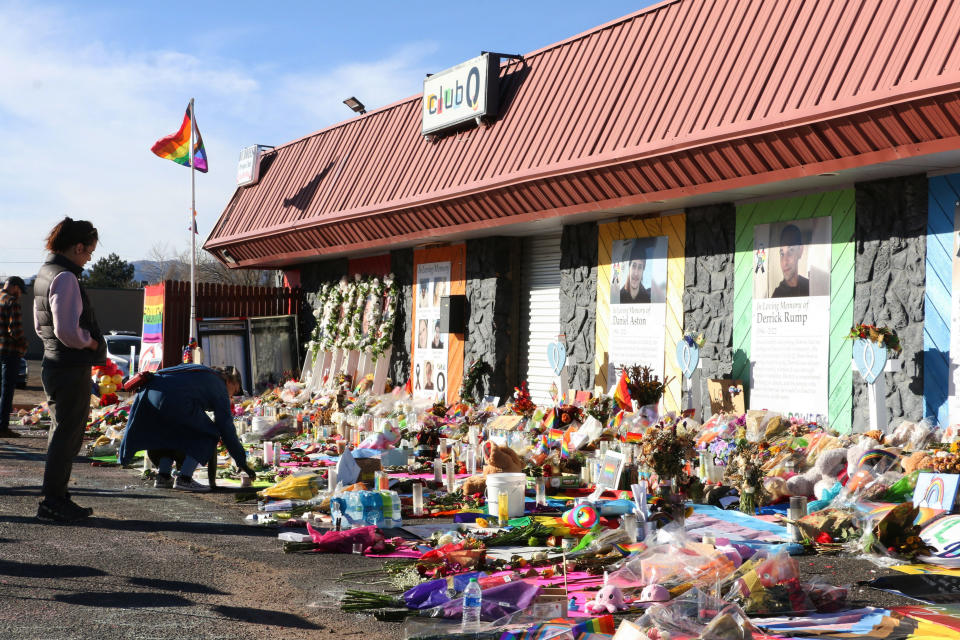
[487,415,524,432]
[707,379,745,414]
[914,473,960,511]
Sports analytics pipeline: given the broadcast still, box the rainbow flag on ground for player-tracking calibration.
[151,103,208,172]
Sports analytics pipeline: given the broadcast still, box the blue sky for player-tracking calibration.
[0,0,657,278]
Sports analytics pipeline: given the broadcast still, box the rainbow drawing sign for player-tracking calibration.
[139,283,164,373]
[914,472,960,512]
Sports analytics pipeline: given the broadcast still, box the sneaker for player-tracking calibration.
[173,476,210,492]
[153,473,174,489]
[0,428,20,438]
[64,497,93,517]
[37,498,90,523]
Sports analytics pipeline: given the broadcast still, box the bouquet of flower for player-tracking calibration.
[584,395,615,424]
[640,422,696,483]
[861,502,937,561]
[682,332,706,348]
[847,323,902,354]
[510,381,537,417]
[623,364,673,407]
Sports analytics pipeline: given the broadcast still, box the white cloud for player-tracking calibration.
[0,2,434,279]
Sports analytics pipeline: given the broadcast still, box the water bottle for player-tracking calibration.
[461,577,482,632]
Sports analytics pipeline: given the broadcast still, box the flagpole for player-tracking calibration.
[189,97,197,344]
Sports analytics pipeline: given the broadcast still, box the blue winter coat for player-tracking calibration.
[118,364,246,467]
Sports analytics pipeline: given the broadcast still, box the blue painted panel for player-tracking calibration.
[925,174,960,426]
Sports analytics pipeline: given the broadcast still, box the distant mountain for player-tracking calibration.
[131,260,169,284]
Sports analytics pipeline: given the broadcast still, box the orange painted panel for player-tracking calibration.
[413,244,466,404]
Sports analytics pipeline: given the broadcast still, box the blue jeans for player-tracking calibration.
[0,354,19,431]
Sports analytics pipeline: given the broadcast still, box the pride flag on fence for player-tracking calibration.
[151,103,208,172]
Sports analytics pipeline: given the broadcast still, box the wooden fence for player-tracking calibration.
[162,280,304,368]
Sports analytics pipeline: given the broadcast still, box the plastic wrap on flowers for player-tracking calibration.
[420,580,541,621]
[637,588,758,640]
[402,572,486,610]
[305,523,381,553]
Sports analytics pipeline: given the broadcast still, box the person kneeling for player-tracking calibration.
[118,364,255,492]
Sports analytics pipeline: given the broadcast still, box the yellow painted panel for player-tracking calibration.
[594,214,686,413]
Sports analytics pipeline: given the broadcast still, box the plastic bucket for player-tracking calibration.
[486,473,527,518]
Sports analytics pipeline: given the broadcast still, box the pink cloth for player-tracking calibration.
[35,271,94,349]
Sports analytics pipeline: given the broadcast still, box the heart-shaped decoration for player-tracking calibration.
[675,340,700,379]
[852,338,888,384]
[547,341,567,376]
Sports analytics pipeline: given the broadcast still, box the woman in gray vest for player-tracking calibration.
[33,217,106,523]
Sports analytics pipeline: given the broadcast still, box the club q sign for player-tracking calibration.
[422,53,500,136]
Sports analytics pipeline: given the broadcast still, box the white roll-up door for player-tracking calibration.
[518,232,563,406]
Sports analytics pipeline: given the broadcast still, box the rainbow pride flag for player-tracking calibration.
[151,104,208,172]
[613,370,632,411]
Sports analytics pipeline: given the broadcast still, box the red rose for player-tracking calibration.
[816,532,833,544]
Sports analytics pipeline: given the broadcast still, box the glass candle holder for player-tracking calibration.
[412,482,424,516]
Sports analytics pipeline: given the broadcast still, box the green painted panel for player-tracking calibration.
[733,190,855,433]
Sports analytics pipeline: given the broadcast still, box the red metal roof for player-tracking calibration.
[207,0,960,266]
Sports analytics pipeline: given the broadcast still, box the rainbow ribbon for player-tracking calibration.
[561,503,598,529]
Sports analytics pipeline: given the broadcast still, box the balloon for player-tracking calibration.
[112,374,124,385]
[99,375,112,384]
[100,383,117,394]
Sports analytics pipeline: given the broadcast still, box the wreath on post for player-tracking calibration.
[370,274,399,360]
[306,283,330,356]
[327,277,351,350]
[341,275,368,352]
[847,323,902,354]
[356,277,385,353]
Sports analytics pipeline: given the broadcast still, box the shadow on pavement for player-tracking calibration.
[0,486,172,500]
[128,576,228,595]
[0,559,107,578]
[54,591,194,607]
[0,515,277,538]
[211,605,322,629]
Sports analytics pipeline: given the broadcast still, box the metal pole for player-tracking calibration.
[189,98,197,343]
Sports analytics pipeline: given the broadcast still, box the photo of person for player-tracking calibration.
[417,319,428,349]
[610,236,668,304]
[418,280,430,308]
[424,361,435,390]
[772,224,808,298]
[753,218,831,299]
[432,278,446,307]
[431,320,444,349]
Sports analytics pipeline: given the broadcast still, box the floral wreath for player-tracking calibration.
[371,274,398,360]
[847,323,902,354]
[306,274,399,360]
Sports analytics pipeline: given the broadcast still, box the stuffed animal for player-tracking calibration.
[789,447,848,500]
[901,451,935,475]
[461,444,524,495]
[584,584,627,614]
[887,420,935,451]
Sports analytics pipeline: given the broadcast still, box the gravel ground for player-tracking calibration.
[0,362,923,638]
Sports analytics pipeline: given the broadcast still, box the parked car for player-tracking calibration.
[17,357,27,389]
[104,331,141,380]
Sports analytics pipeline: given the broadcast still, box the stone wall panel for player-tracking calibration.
[853,174,927,431]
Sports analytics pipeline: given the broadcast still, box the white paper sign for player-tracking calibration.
[413,261,451,401]
[607,236,669,382]
[750,218,832,421]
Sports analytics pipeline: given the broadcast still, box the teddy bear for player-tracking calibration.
[901,451,935,475]
[461,443,524,496]
[786,447,848,500]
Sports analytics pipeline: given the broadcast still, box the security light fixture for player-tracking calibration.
[343,97,366,114]
[222,249,237,264]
